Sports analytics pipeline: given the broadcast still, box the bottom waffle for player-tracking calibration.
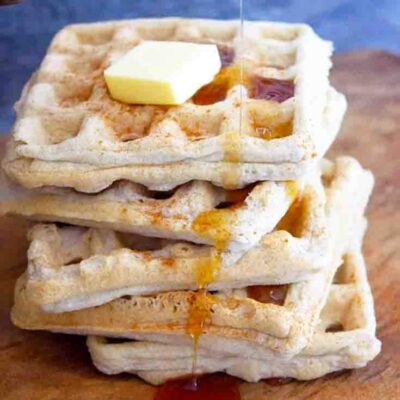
[86,251,381,385]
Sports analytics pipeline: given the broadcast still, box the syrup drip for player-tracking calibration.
[186,290,215,373]
[276,194,308,238]
[192,207,236,250]
[221,130,242,189]
[183,0,245,387]
[154,373,241,400]
[246,285,288,306]
[194,250,222,288]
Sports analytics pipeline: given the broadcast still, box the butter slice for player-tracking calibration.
[104,41,221,105]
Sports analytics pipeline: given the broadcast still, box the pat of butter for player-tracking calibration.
[104,41,221,105]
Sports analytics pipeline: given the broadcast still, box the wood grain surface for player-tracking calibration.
[0,50,399,400]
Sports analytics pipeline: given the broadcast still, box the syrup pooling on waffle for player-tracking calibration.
[190,41,295,189]
[191,180,297,253]
[11,19,335,175]
[191,183,256,250]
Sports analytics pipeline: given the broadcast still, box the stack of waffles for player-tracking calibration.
[1,18,381,384]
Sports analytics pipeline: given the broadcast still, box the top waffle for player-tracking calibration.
[4,18,346,190]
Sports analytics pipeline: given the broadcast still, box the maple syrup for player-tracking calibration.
[246,284,288,306]
[194,250,222,288]
[192,208,236,250]
[191,44,236,105]
[222,130,242,189]
[221,183,256,206]
[252,118,293,140]
[182,0,246,384]
[276,194,308,238]
[192,72,294,107]
[154,373,241,400]
[325,322,344,333]
[248,76,294,103]
[186,290,215,373]
[192,65,241,105]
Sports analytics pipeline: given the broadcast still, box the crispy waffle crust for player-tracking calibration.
[3,18,346,190]
[11,158,373,356]
[13,157,372,314]
[86,251,381,385]
[0,176,301,254]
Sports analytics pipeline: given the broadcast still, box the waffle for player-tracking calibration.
[15,157,373,314]
[11,195,368,357]
[86,251,381,385]
[0,176,301,254]
[3,18,347,191]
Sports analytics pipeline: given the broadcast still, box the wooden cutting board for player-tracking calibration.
[0,50,399,400]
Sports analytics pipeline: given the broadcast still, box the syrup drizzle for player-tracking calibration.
[194,250,222,288]
[186,290,215,373]
[176,1,247,394]
[192,208,235,250]
[227,0,244,190]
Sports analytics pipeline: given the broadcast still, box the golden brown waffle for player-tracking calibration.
[11,162,370,357]
[4,18,346,190]
[0,177,300,255]
[86,252,381,384]
[15,157,373,314]
[11,234,366,358]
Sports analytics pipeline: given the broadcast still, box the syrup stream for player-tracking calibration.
[239,0,244,138]
[187,0,245,381]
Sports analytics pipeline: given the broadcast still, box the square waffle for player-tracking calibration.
[86,251,381,385]
[10,222,365,358]
[11,176,369,357]
[3,18,346,191]
[15,157,373,314]
[0,176,301,255]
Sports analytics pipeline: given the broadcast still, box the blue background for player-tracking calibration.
[0,0,399,133]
